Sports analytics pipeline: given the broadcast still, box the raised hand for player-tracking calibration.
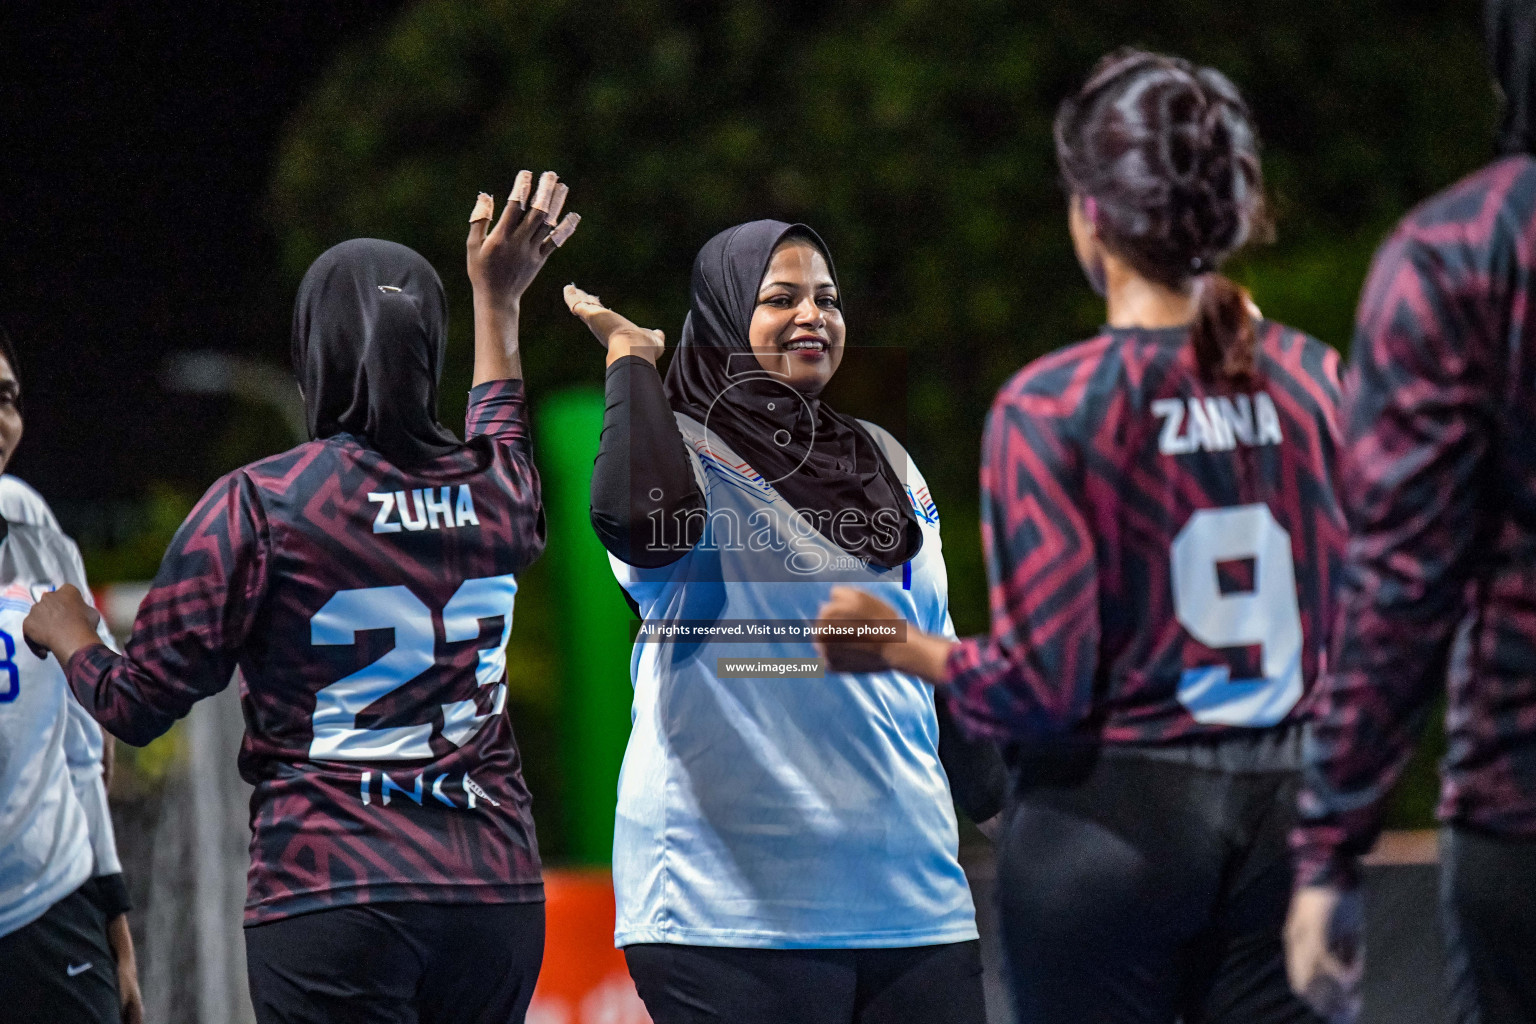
[467,170,580,385]
[467,170,580,311]
[563,284,666,367]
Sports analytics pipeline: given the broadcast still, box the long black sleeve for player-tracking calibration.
[936,697,1008,824]
[591,355,707,568]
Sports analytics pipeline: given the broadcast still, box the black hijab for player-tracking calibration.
[291,238,461,465]
[0,327,17,544]
[663,220,922,570]
[1488,0,1536,155]
[0,327,20,417]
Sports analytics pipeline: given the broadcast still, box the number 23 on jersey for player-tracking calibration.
[308,575,517,761]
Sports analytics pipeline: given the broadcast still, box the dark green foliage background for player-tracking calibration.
[268,0,1489,848]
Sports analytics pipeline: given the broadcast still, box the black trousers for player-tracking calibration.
[624,940,986,1024]
[996,751,1322,1024]
[245,900,545,1024]
[1442,825,1536,1024]
[0,882,120,1024]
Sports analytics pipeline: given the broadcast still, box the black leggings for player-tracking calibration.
[245,900,544,1024]
[1442,826,1536,1024]
[996,752,1321,1024]
[623,940,985,1024]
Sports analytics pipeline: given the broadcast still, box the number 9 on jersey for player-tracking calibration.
[1170,503,1304,728]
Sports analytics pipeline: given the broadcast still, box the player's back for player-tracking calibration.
[993,320,1345,745]
[1333,154,1536,831]
[242,419,542,918]
[71,380,546,923]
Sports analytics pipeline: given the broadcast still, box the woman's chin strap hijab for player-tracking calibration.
[664,220,922,570]
[1488,0,1536,155]
[292,238,461,466]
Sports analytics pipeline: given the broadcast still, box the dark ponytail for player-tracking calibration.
[1055,48,1270,384]
[1192,274,1256,381]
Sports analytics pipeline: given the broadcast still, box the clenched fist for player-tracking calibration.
[23,584,104,666]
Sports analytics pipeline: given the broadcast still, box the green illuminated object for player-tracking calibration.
[537,388,635,865]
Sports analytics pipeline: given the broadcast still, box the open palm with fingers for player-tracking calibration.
[563,284,666,366]
[466,169,579,383]
[467,169,580,311]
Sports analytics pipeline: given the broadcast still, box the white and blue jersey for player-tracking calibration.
[0,476,121,886]
[611,413,977,949]
[0,518,121,937]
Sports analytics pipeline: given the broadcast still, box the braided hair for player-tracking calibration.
[1055,48,1271,383]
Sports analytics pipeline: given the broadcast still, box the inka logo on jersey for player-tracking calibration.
[368,486,480,534]
[1151,393,1283,455]
[359,769,500,810]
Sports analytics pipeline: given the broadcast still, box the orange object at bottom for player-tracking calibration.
[527,869,652,1024]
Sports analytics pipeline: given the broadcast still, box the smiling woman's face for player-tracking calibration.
[749,238,845,395]
[0,354,23,477]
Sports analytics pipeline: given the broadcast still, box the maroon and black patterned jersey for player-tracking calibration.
[67,380,547,923]
[1296,156,1536,887]
[943,322,1346,748]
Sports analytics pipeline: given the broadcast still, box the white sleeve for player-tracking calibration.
[58,535,124,877]
[0,475,60,530]
[63,703,122,877]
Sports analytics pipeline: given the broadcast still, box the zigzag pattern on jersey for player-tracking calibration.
[65,378,547,925]
[1297,155,1536,886]
[945,319,1347,747]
